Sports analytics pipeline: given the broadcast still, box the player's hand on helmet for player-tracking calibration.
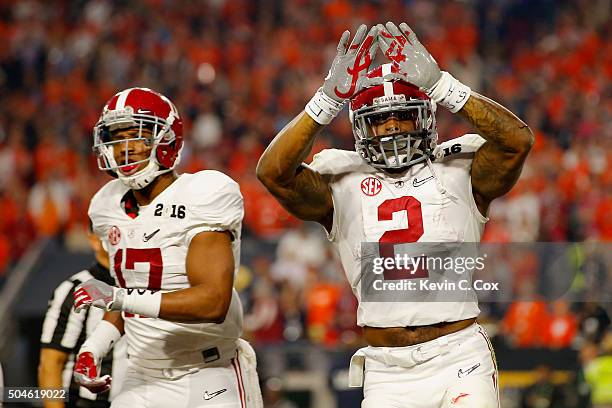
[376,22,471,113]
[74,279,123,312]
[377,22,442,92]
[322,24,379,102]
[74,351,112,393]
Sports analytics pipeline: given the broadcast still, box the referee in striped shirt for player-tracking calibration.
[39,229,126,408]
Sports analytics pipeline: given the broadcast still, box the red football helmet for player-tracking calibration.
[350,64,437,170]
[93,87,184,189]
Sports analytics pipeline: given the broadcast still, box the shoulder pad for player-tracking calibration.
[307,149,368,176]
[88,179,126,217]
[183,170,239,196]
[433,134,486,160]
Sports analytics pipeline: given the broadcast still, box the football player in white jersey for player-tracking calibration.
[257,23,534,407]
[71,87,262,407]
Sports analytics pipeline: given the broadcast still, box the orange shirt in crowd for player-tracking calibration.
[502,301,549,347]
[34,194,62,237]
[543,313,578,348]
[305,282,341,345]
[240,176,300,239]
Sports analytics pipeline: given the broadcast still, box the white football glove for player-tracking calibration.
[73,279,124,312]
[377,22,471,113]
[305,25,379,125]
[322,24,379,103]
[377,22,441,90]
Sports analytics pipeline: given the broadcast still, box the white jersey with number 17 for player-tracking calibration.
[309,134,488,328]
[88,170,244,370]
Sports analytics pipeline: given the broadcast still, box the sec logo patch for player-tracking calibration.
[361,177,382,196]
[108,226,121,245]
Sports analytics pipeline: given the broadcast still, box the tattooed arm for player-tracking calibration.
[459,93,534,215]
[256,112,334,230]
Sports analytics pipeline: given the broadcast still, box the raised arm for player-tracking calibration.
[458,94,533,214]
[256,113,333,229]
[378,22,533,215]
[257,24,378,231]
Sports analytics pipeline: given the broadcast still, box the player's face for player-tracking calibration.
[369,110,417,137]
[110,127,154,175]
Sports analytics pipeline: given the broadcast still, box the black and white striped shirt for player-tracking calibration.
[40,263,126,404]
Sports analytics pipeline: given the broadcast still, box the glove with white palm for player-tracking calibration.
[306,24,379,125]
[73,279,123,312]
[377,22,471,113]
[74,278,162,318]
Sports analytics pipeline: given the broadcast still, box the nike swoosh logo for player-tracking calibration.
[412,175,434,187]
[143,229,160,242]
[203,388,227,400]
[457,363,481,378]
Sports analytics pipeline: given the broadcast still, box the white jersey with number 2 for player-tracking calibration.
[88,170,244,370]
[309,134,488,327]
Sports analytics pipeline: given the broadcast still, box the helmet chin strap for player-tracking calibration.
[117,160,172,190]
[117,144,182,190]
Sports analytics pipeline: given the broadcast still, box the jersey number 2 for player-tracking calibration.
[377,196,427,279]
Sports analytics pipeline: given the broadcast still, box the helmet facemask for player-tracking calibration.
[352,95,437,170]
[92,88,184,190]
[93,106,178,189]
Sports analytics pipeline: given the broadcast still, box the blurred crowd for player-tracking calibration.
[0,0,610,403]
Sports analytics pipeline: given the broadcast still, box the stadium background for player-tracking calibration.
[0,0,610,407]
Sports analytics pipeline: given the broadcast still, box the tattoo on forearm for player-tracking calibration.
[459,92,534,207]
[459,93,531,151]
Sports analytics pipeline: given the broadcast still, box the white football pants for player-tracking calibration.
[111,340,262,408]
[350,323,499,408]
